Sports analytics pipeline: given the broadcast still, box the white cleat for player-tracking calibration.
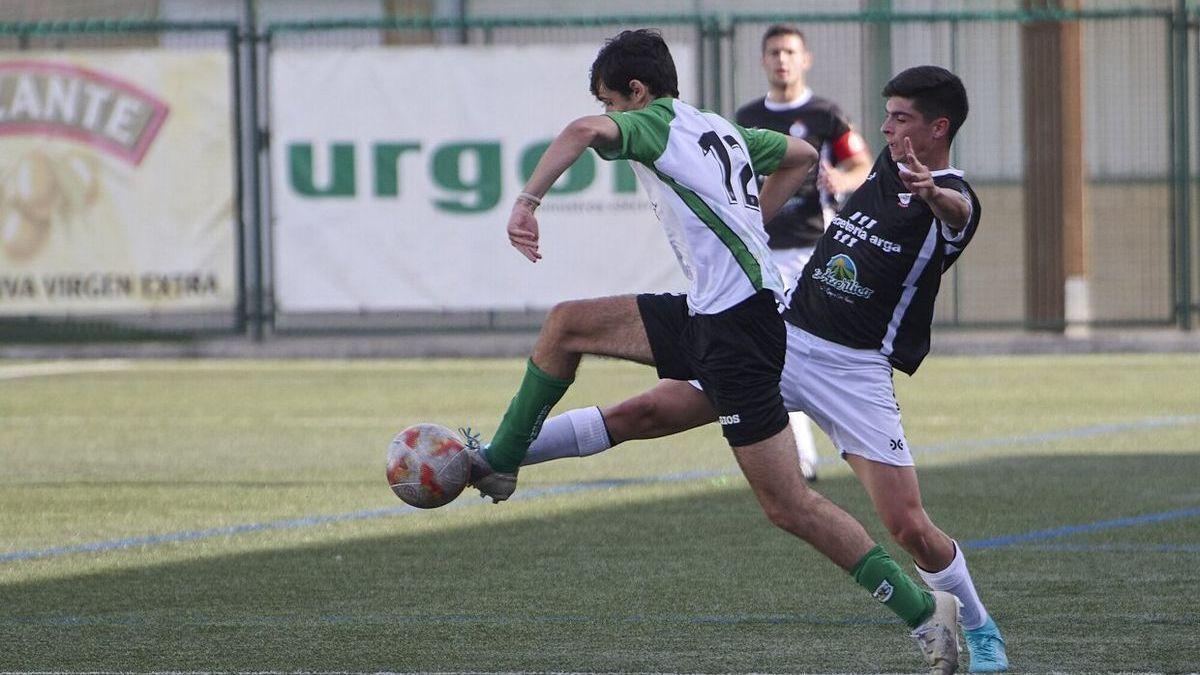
[912,590,962,675]
[460,427,517,503]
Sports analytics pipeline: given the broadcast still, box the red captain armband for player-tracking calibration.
[831,131,867,163]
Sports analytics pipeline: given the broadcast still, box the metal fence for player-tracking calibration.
[0,2,1196,343]
[0,19,249,341]
[723,8,1190,328]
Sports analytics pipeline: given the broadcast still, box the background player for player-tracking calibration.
[735,24,873,480]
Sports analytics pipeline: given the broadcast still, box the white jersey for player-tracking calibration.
[598,98,788,315]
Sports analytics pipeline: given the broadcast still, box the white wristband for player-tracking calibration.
[516,191,542,208]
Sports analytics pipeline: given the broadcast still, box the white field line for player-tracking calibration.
[2,414,400,428]
[0,359,529,379]
[0,360,135,381]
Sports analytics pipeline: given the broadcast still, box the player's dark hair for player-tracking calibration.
[761,24,807,53]
[589,29,680,100]
[882,65,969,141]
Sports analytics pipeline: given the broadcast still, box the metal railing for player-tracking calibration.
[0,5,1195,343]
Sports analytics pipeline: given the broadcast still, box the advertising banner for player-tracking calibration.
[0,50,238,316]
[270,44,692,312]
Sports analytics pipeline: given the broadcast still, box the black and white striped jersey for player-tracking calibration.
[735,91,864,249]
[784,149,981,375]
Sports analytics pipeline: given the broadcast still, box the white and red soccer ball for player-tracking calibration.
[386,423,471,508]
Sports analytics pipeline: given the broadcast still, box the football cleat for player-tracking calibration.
[964,616,1008,672]
[912,590,962,675]
[460,427,517,503]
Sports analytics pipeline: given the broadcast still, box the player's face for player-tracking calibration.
[881,96,937,163]
[761,35,811,90]
[595,81,650,112]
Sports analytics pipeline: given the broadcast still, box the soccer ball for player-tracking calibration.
[386,423,472,508]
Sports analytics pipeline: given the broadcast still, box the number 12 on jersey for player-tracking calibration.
[698,131,760,210]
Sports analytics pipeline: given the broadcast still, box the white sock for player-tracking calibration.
[789,411,818,463]
[521,406,611,466]
[917,541,990,630]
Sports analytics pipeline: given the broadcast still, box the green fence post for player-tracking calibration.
[1171,1,1192,329]
[711,15,725,115]
[244,0,267,342]
[1175,0,1194,329]
[230,24,247,336]
[694,18,707,110]
[864,0,894,157]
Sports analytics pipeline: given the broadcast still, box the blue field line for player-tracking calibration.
[0,469,725,564]
[806,413,1200,469]
[905,414,1200,458]
[964,505,1200,550]
[1015,542,1200,553]
[0,610,901,629]
[3,415,1198,564]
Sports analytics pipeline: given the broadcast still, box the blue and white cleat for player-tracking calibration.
[964,617,1008,672]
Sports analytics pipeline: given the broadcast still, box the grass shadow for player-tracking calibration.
[2,453,1198,672]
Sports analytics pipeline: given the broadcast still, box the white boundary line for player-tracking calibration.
[0,360,135,381]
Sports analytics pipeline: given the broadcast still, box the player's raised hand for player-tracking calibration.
[507,200,542,262]
[898,137,937,201]
[816,159,836,194]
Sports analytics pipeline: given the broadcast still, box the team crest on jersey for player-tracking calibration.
[789,120,809,139]
[898,192,913,207]
[811,254,874,298]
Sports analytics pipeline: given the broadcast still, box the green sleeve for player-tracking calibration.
[734,124,788,175]
[595,102,673,165]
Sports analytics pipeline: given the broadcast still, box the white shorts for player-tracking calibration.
[780,324,912,466]
[770,246,816,293]
[692,323,913,466]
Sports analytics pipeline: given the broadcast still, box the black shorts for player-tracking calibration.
[637,290,789,447]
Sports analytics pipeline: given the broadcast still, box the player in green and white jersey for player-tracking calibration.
[464,30,961,674]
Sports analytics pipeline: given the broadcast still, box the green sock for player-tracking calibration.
[486,359,573,473]
[850,545,935,629]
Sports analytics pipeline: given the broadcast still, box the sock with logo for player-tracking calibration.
[917,541,989,630]
[851,544,936,629]
[522,406,612,466]
[485,359,573,473]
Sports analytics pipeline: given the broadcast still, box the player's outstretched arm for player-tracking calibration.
[508,115,622,262]
[758,136,819,223]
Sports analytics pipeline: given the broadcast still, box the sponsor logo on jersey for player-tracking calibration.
[872,580,895,603]
[788,120,808,139]
[866,171,877,182]
[718,414,741,426]
[811,254,874,298]
[898,192,913,207]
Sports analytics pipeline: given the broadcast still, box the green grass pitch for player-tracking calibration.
[1,354,1198,673]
